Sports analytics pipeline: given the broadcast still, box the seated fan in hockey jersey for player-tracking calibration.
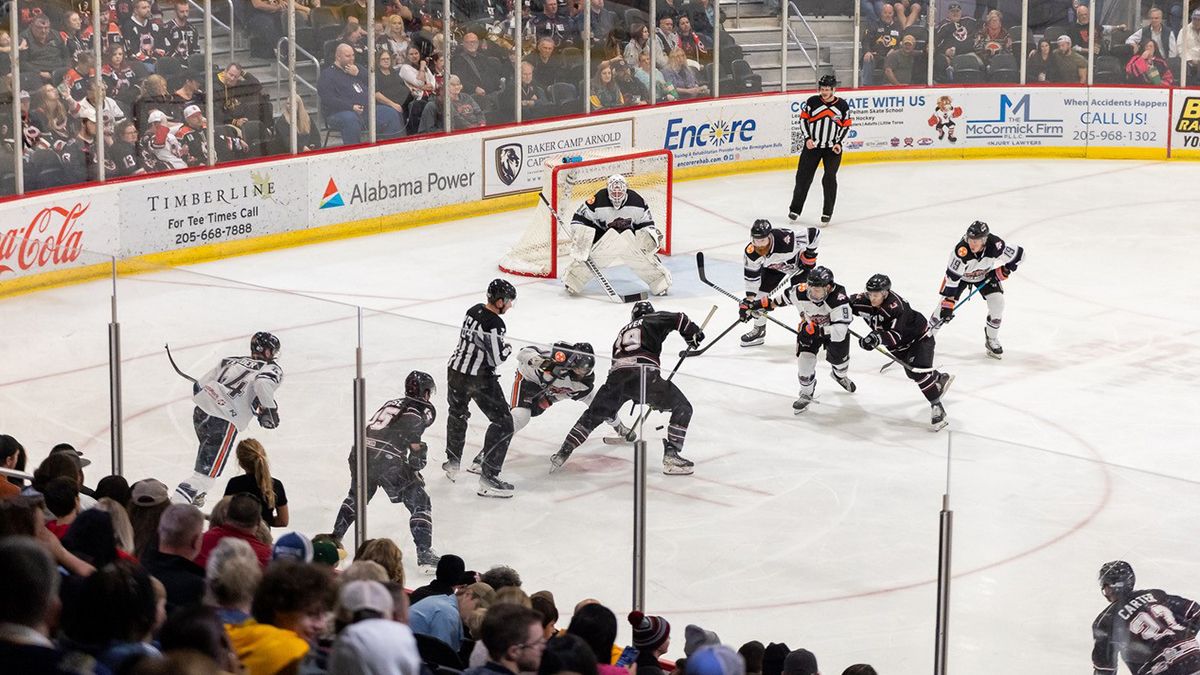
[499,149,673,294]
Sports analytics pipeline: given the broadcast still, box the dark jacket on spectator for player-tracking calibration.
[318,63,369,114]
[452,50,503,95]
[271,115,323,153]
[523,53,564,90]
[141,548,206,613]
[636,649,667,675]
[409,578,456,606]
[20,28,68,74]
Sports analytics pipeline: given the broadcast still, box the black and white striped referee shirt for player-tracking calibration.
[798,95,853,148]
[448,303,509,377]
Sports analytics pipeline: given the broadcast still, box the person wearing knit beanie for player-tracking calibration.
[628,611,672,675]
[683,624,721,658]
[782,648,819,675]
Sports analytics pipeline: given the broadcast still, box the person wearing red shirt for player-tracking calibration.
[196,493,271,569]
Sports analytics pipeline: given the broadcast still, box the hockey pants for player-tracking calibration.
[949,277,1004,340]
[175,407,238,502]
[560,368,692,455]
[445,369,513,478]
[796,331,850,398]
[896,336,946,403]
[563,228,671,296]
[789,146,841,218]
[332,447,432,550]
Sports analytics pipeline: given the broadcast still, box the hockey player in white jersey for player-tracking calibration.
[741,219,820,347]
[464,342,635,473]
[563,174,672,296]
[173,332,283,505]
[740,266,855,413]
[934,220,1025,358]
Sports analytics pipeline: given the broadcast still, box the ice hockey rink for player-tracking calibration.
[4,157,1200,674]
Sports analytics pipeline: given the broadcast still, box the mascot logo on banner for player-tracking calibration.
[496,143,523,186]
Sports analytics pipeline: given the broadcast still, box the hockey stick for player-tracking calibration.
[696,252,934,374]
[679,317,743,357]
[164,343,199,384]
[879,282,983,373]
[538,192,649,304]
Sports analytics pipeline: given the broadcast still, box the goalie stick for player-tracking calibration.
[537,192,649,304]
[165,343,198,384]
[695,252,935,375]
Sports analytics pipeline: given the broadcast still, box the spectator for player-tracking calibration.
[171,70,204,117]
[782,649,818,675]
[223,439,289,528]
[635,50,677,101]
[62,559,163,672]
[676,15,711,64]
[164,0,199,59]
[739,641,765,675]
[1049,33,1087,82]
[861,4,901,86]
[128,478,170,559]
[133,73,172,129]
[110,119,146,175]
[1,434,26,499]
[77,79,126,138]
[329,583,422,675]
[63,50,96,101]
[409,580,486,651]
[623,23,665,70]
[196,492,272,569]
[1183,9,1200,82]
[539,633,599,675]
[122,0,166,67]
[519,60,550,114]
[462,604,545,675]
[530,591,559,640]
[142,503,206,613]
[352,538,403,585]
[410,553,466,605]
[763,642,790,675]
[216,63,271,127]
[95,475,132,507]
[525,37,565,90]
[158,605,243,672]
[453,30,504,99]
[61,11,88,63]
[974,10,1011,61]
[31,452,94,508]
[1063,4,1094,54]
[576,0,617,48]
[272,93,322,152]
[343,0,370,26]
[655,15,681,57]
[892,0,922,30]
[528,0,579,48]
[683,625,720,657]
[19,16,67,84]
[229,560,334,675]
[884,33,919,85]
[319,42,403,144]
[340,21,371,64]
[62,507,130,568]
[400,43,438,100]
[42,475,80,538]
[935,1,974,62]
[174,104,208,166]
[628,611,670,675]
[1126,38,1174,85]
[612,59,649,105]
[439,74,486,128]
[343,559,390,583]
[687,0,719,39]
[687,646,744,675]
[272,531,316,563]
[138,107,185,170]
[59,110,100,184]
[204,537,262,626]
[245,0,285,58]
[1127,7,1178,58]
[481,565,522,592]
[91,497,136,557]
[0,538,105,674]
[662,48,708,99]
[27,83,72,148]
[381,15,409,56]
[567,603,623,674]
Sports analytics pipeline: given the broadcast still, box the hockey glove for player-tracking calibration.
[407,441,428,471]
[257,406,280,429]
[738,297,772,322]
[687,331,704,349]
[992,266,1011,282]
[858,331,882,351]
[939,298,956,323]
[499,343,512,361]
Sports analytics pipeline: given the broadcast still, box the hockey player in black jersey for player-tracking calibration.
[740,218,821,347]
[850,274,954,430]
[550,301,703,475]
[446,279,518,498]
[1092,560,1200,675]
[740,266,855,413]
[935,220,1025,359]
[563,174,671,296]
[332,371,440,570]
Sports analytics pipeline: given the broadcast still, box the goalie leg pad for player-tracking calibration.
[620,231,672,295]
[562,260,594,294]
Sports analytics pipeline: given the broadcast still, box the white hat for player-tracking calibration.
[1055,34,1072,44]
[183,104,202,119]
[148,109,170,123]
[339,580,394,616]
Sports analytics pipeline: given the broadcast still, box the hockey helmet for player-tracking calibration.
[865,273,891,293]
[631,300,655,320]
[551,341,575,365]
[965,220,990,240]
[251,332,281,359]
[818,74,838,89]
[570,342,596,374]
[750,219,773,240]
[405,370,437,400]
[1098,560,1135,594]
[806,266,834,301]
[607,174,628,208]
[487,278,517,305]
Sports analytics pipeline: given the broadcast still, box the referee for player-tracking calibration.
[789,75,852,226]
[445,278,517,498]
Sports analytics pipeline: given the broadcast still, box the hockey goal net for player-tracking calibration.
[498,148,673,278]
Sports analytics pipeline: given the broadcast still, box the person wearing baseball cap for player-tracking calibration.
[628,611,671,675]
[176,103,209,166]
[1049,33,1087,83]
[144,108,188,170]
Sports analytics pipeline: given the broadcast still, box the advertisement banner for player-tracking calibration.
[308,135,482,227]
[120,162,310,257]
[1171,89,1200,158]
[798,89,951,153]
[1057,88,1169,150]
[482,119,634,197]
[0,187,120,280]
[636,100,789,168]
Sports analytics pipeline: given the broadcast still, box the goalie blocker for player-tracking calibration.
[563,174,672,296]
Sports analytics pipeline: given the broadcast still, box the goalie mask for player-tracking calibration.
[607,174,628,209]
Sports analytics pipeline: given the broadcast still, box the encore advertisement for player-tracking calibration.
[635,100,788,168]
[0,188,120,280]
[482,119,635,198]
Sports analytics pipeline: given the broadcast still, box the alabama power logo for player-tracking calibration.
[1176,97,1200,133]
[0,203,88,276]
[320,178,345,209]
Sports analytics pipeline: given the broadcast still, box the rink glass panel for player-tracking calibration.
[112,259,359,534]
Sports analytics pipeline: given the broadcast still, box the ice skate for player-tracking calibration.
[662,442,694,475]
[936,372,955,397]
[477,473,514,498]
[603,421,637,444]
[417,548,440,574]
[173,483,206,508]
[442,460,459,482]
[740,324,766,347]
[820,214,832,226]
[467,455,483,475]
[930,402,948,431]
[985,330,1003,359]
[792,393,813,414]
[549,449,573,473]
[832,372,856,393]
[788,211,799,221]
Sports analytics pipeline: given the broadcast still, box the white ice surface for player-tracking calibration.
[4,158,1200,674]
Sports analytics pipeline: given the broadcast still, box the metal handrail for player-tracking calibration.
[186,0,235,64]
[274,37,322,96]
[785,1,819,80]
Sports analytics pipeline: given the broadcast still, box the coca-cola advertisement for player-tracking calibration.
[0,190,120,283]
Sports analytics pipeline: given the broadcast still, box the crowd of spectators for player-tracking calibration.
[861,0,1197,86]
[0,431,881,675]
